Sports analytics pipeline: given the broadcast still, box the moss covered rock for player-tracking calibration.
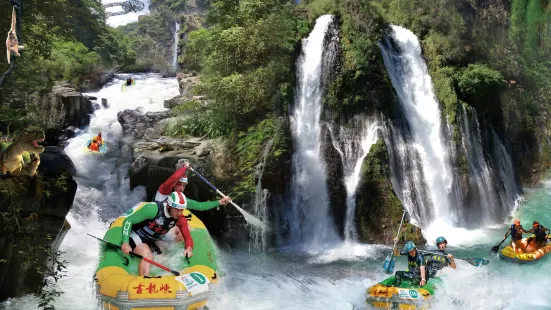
[354,138,425,245]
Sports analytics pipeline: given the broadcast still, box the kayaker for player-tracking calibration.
[120,192,194,277]
[524,221,550,251]
[93,132,103,146]
[392,238,427,287]
[505,219,528,253]
[126,77,134,86]
[427,236,456,273]
[155,159,231,241]
[88,139,99,152]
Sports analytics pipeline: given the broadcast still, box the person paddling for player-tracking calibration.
[524,221,550,252]
[392,238,427,287]
[427,236,456,273]
[120,192,194,276]
[505,219,527,253]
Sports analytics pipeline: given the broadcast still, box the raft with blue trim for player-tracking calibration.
[94,203,218,310]
[83,139,107,154]
[499,238,551,263]
[366,275,441,309]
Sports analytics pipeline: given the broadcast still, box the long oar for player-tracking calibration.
[188,167,272,232]
[490,231,510,254]
[383,210,406,274]
[420,250,489,267]
[87,234,180,276]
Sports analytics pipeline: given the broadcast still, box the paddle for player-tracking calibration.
[383,210,407,274]
[188,167,272,232]
[490,231,510,254]
[419,250,489,267]
[87,234,181,276]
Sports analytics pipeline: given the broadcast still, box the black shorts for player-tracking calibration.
[129,232,162,255]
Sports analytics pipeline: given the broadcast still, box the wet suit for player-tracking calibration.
[426,249,451,276]
[393,250,426,286]
[121,202,193,254]
[155,166,221,211]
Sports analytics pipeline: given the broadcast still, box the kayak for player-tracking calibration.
[121,80,135,91]
[499,238,551,263]
[95,204,218,310]
[366,275,441,309]
[83,139,107,154]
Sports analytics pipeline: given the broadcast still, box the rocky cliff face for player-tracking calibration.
[0,146,77,300]
[27,82,94,147]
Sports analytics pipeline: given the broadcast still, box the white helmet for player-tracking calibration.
[167,192,188,209]
[178,176,188,184]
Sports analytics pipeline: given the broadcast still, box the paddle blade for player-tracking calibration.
[383,253,395,274]
[464,258,489,267]
[489,245,499,254]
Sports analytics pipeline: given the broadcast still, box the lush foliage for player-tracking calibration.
[184,0,301,136]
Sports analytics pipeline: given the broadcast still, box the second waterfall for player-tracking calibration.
[286,15,339,250]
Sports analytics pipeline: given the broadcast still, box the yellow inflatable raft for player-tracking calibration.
[94,205,218,310]
[499,238,551,263]
[366,275,441,309]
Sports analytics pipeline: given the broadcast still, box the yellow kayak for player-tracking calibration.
[499,238,551,263]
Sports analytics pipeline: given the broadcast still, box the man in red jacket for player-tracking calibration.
[155,159,231,242]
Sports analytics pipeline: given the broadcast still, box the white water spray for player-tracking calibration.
[288,15,339,250]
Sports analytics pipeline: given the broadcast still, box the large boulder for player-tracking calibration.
[128,137,237,238]
[0,149,77,300]
[28,81,94,130]
[176,72,200,96]
[37,146,77,177]
[117,109,172,139]
[355,138,425,245]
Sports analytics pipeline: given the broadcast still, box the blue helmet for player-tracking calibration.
[404,241,416,251]
[436,236,447,245]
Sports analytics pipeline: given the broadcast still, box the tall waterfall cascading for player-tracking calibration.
[379,25,459,227]
[328,118,379,242]
[172,22,180,71]
[287,14,339,250]
[379,25,523,242]
[249,139,274,253]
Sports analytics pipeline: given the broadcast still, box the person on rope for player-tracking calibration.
[523,221,550,251]
[392,238,428,287]
[426,236,456,275]
[88,139,100,152]
[505,219,528,253]
[155,159,231,241]
[120,192,194,277]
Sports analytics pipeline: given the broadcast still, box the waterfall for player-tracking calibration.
[328,118,379,241]
[287,15,339,250]
[492,128,524,212]
[172,22,180,71]
[249,139,274,253]
[379,25,458,227]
